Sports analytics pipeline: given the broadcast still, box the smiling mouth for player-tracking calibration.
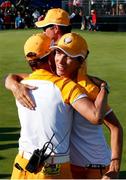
[57,65,65,71]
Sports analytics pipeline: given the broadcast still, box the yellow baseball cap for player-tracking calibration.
[51,32,89,59]
[35,8,70,28]
[24,33,51,61]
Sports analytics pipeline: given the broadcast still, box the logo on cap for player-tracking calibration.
[64,37,72,44]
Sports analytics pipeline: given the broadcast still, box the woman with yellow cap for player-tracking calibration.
[50,32,122,179]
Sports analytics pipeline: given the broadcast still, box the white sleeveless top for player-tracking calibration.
[70,111,111,166]
[16,69,87,159]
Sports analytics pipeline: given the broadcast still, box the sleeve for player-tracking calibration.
[77,75,112,114]
[77,75,100,101]
[60,78,87,104]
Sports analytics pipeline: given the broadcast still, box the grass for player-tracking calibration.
[0,29,126,178]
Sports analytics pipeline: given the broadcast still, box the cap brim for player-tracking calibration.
[26,51,51,61]
[35,20,47,27]
[35,20,70,28]
[51,46,85,58]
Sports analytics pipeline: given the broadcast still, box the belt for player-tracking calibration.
[46,155,70,164]
[19,150,69,164]
[85,164,106,169]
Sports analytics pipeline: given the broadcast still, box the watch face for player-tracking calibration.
[101,84,110,94]
[106,83,110,94]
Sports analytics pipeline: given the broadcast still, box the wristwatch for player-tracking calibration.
[101,83,110,94]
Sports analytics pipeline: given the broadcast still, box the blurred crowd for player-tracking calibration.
[0,4,47,30]
[68,0,126,31]
[0,3,96,31]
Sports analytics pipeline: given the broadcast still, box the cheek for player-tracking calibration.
[67,61,80,71]
[66,60,76,67]
[45,30,49,35]
[55,54,60,63]
[54,58,58,68]
[45,30,53,39]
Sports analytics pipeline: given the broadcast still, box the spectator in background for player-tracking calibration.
[0,9,4,30]
[70,8,82,29]
[124,0,126,13]
[102,0,111,15]
[69,8,79,19]
[0,17,3,29]
[118,4,125,15]
[24,11,31,28]
[79,8,87,30]
[3,9,11,29]
[89,9,98,31]
[15,11,24,29]
[111,0,116,15]
[32,9,40,23]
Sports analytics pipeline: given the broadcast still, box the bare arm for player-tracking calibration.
[79,75,123,178]
[102,111,123,179]
[5,73,36,110]
[72,83,108,124]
